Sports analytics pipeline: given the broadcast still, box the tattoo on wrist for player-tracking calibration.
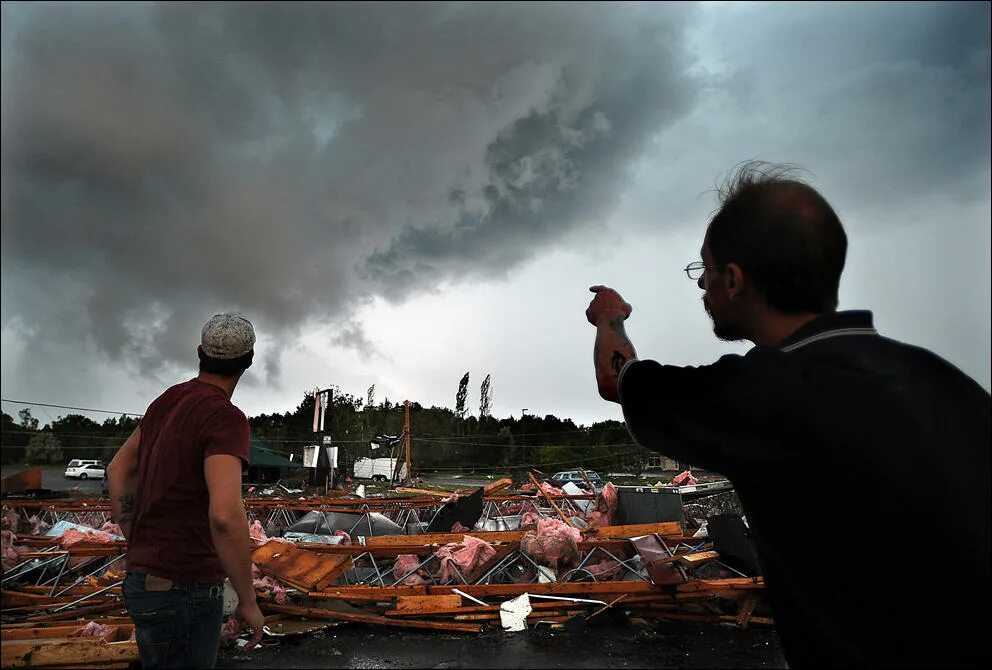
[119,494,134,514]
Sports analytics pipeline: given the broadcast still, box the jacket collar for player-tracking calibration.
[776,310,877,352]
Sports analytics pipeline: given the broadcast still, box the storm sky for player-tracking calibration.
[2,1,989,429]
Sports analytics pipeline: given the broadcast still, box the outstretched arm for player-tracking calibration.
[586,285,638,403]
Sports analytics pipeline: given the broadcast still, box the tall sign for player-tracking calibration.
[311,388,334,492]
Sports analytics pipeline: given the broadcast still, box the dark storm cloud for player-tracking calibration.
[0,2,696,376]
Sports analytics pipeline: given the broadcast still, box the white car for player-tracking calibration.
[64,463,106,480]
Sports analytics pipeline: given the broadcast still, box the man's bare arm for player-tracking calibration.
[586,285,638,403]
[205,454,264,650]
[107,427,140,539]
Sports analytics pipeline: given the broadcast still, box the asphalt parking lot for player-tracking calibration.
[217,619,786,669]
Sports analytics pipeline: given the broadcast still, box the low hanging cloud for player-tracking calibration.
[1,2,697,379]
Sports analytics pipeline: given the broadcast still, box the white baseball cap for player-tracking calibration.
[200,312,256,359]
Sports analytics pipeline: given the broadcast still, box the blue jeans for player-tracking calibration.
[123,571,224,669]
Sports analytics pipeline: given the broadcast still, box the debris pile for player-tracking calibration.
[1,474,771,663]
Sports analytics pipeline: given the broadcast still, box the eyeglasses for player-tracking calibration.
[683,261,724,281]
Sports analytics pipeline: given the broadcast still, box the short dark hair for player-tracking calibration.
[198,347,253,377]
[706,161,847,314]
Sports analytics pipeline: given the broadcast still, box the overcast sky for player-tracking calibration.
[2,1,989,431]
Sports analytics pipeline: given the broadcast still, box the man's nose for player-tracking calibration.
[697,274,705,290]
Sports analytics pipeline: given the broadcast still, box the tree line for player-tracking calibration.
[1,379,657,476]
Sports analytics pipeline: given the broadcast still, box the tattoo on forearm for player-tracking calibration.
[119,494,134,515]
[611,350,627,374]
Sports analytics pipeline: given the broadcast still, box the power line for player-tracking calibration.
[1,399,144,417]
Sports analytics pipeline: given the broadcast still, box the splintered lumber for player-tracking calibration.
[252,540,354,591]
[676,577,764,593]
[482,478,514,495]
[386,600,587,618]
[453,608,587,622]
[676,550,721,567]
[394,487,456,498]
[26,601,127,622]
[1,640,139,668]
[392,595,463,612]
[580,522,683,539]
[258,602,482,633]
[1,623,133,641]
[313,579,663,600]
[361,522,682,548]
[528,472,575,527]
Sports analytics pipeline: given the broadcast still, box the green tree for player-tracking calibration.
[26,433,63,465]
[18,408,39,431]
[455,372,469,420]
[1,412,29,465]
[479,374,492,421]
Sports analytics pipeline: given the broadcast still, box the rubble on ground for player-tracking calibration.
[1,473,769,666]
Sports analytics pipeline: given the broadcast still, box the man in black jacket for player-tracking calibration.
[587,162,990,668]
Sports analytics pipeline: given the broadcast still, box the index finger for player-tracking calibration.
[589,285,607,293]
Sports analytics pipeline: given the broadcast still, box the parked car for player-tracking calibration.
[64,463,106,480]
[549,470,603,492]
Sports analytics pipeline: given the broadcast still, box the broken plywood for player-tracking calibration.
[252,540,354,591]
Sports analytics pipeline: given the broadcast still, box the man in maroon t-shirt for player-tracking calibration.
[107,312,264,668]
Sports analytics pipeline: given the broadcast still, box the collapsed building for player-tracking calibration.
[1,470,768,668]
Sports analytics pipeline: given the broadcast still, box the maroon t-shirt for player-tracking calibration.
[126,379,250,583]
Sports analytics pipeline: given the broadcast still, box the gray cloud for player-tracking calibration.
[1,2,697,379]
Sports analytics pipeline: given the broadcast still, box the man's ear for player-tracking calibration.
[725,263,746,300]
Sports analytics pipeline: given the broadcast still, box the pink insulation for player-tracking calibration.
[220,618,241,646]
[586,482,619,527]
[519,511,542,529]
[519,518,583,570]
[450,521,470,533]
[672,470,698,486]
[435,535,496,584]
[1,530,21,570]
[582,558,623,581]
[394,554,428,586]
[28,515,50,535]
[1,508,18,532]
[248,520,269,544]
[58,528,119,548]
[71,621,113,638]
[333,530,351,544]
[253,575,288,603]
[99,521,123,537]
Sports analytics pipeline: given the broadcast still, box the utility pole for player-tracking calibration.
[312,388,334,494]
[404,400,412,484]
[521,408,528,467]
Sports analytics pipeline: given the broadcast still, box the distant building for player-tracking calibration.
[246,438,298,485]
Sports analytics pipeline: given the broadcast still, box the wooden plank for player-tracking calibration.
[313,580,662,600]
[2,624,133,641]
[453,609,587,622]
[385,600,577,618]
[482,478,513,495]
[362,522,681,548]
[252,540,353,591]
[736,592,760,628]
[258,602,482,633]
[676,550,720,567]
[394,487,455,497]
[26,601,126,622]
[676,577,764,593]
[581,522,683,539]
[1,640,139,668]
[529,472,575,527]
[392,595,463,612]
